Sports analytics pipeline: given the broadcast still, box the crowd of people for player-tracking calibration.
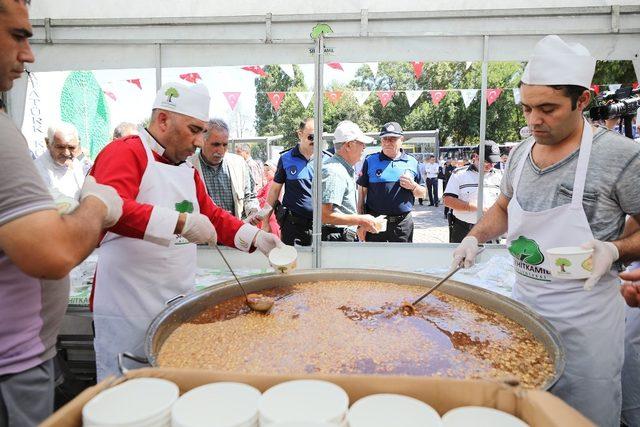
[3,1,640,426]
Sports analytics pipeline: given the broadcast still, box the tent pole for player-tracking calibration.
[477,35,489,224]
[312,35,325,268]
[155,43,162,90]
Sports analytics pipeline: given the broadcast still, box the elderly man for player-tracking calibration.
[189,119,260,222]
[357,122,426,242]
[321,121,378,242]
[451,35,640,427]
[236,142,264,192]
[0,1,123,424]
[34,122,86,199]
[112,121,139,140]
[90,82,283,380]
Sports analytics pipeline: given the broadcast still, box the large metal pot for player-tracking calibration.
[142,269,565,390]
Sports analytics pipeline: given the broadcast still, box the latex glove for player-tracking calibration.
[80,175,123,227]
[245,206,272,226]
[451,236,480,269]
[182,213,217,245]
[253,230,284,256]
[581,239,619,291]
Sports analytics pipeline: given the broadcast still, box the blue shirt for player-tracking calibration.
[274,145,331,219]
[356,150,422,215]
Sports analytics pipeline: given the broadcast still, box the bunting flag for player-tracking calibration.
[126,79,142,90]
[223,92,241,110]
[411,61,424,79]
[486,88,502,106]
[267,92,286,111]
[590,84,600,95]
[179,73,202,84]
[366,62,378,76]
[376,90,395,108]
[103,90,117,101]
[512,88,521,105]
[242,66,267,77]
[405,90,423,107]
[327,62,344,71]
[633,82,639,90]
[353,91,371,106]
[460,89,478,108]
[465,61,473,70]
[295,91,314,108]
[608,84,622,92]
[280,64,295,80]
[428,90,447,106]
[325,91,343,105]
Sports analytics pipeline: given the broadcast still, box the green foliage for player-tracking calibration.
[592,60,637,86]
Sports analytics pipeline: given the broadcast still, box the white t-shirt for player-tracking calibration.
[423,162,440,179]
[34,151,85,199]
[444,165,502,224]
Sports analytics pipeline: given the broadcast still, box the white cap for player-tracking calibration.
[333,120,374,144]
[152,82,210,122]
[521,35,596,89]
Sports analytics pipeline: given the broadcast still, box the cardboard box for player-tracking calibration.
[42,368,594,427]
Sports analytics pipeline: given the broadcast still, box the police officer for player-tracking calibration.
[357,122,426,242]
[443,140,502,243]
[264,118,331,245]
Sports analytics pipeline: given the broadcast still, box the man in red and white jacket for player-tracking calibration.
[90,82,283,380]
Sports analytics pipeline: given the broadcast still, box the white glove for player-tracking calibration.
[80,175,123,228]
[254,230,284,256]
[452,236,480,269]
[182,213,217,245]
[582,239,619,290]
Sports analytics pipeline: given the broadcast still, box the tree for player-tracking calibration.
[556,258,572,273]
[592,60,637,86]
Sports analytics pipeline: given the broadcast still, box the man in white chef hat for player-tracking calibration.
[89,81,284,380]
[449,35,640,426]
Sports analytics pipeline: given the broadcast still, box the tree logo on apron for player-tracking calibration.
[175,200,194,213]
[508,235,550,281]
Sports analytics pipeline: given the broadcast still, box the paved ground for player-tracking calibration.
[412,200,449,243]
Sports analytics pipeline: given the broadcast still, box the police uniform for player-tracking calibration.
[444,164,502,243]
[357,150,422,242]
[273,145,330,246]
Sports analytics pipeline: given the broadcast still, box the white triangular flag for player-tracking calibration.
[366,62,378,76]
[405,90,423,107]
[353,91,371,106]
[280,64,295,80]
[295,91,314,108]
[460,89,478,108]
[512,88,521,105]
[465,61,473,70]
[609,84,622,92]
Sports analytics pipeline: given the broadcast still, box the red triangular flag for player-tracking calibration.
[411,61,424,79]
[327,62,344,71]
[179,73,202,84]
[267,92,286,111]
[632,82,638,90]
[126,79,142,90]
[376,90,395,108]
[223,92,241,110]
[590,84,600,95]
[242,66,267,77]
[486,88,502,106]
[103,91,116,101]
[428,90,447,106]
[325,91,343,105]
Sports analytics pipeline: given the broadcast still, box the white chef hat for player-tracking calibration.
[521,35,596,89]
[152,82,210,122]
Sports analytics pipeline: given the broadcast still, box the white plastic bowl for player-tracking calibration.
[545,246,594,279]
[442,406,529,427]
[259,380,348,425]
[347,394,442,427]
[268,245,298,274]
[82,378,178,426]
[171,382,261,427]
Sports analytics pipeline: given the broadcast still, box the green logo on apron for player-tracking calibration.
[508,236,545,265]
[175,200,194,213]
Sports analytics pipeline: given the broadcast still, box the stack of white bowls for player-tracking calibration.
[347,394,443,427]
[171,382,262,427]
[258,380,349,426]
[82,378,179,427]
[442,406,529,427]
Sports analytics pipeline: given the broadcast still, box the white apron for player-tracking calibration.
[507,120,624,427]
[622,262,640,426]
[93,139,199,381]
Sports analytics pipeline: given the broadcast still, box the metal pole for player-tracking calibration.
[311,36,325,268]
[155,43,162,90]
[477,35,489,223]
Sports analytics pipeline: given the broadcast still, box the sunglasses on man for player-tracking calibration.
[211,142,228,147]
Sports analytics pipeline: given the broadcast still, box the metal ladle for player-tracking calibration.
[213,244,274,312]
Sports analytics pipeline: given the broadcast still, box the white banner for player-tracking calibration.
[295,91,314,108]
[609,84,622,92]
[460,89,478,108]
[405,90,423,107]
[465,61,473,70]
[280,64,295,80]
[353,91,371,106]
[512,88,521,105]
[366,62,378,76]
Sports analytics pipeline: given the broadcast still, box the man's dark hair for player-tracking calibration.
[519,81,587,110]
[0,98,5,112]
[298,117,313,131]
